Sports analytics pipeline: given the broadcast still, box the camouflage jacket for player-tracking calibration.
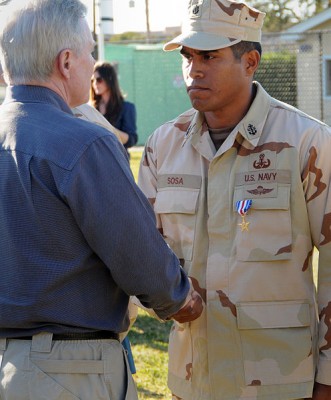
[138,82,331,400]
[72,103,121,142]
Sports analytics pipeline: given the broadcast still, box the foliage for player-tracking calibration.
[108,30,180,43]
[109,31,146,42]
[252,0,331,31]
[255,51,297,107]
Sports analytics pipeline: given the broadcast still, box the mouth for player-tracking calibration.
[187,85,208,95]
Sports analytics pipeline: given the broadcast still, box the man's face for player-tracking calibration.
[68,19,96,108]
[181,46,249,115]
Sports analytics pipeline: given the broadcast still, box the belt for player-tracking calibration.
[11,331,119,341]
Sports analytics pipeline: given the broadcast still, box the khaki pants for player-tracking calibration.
[0,332,138,400]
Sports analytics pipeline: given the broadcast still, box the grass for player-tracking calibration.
[129,147,143,182]
[129,311,172,399]
[128,146,319,399]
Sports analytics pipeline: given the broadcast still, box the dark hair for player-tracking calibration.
[230,41,262,60]
[90,61,124,125]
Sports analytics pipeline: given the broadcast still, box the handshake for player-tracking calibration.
[168,279,203,323]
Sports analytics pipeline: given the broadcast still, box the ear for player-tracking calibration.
[57,48,73,79]
[243,50,260,76]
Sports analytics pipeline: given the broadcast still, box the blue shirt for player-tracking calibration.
[114,101,138,150]
[0,85,189,337]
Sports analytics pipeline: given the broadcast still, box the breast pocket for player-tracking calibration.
[233,185,292,262]
[154,189,199,261]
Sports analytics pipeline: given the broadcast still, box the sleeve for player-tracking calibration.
[63,132,189,320]
[72,103,122,142]
[119,102,138,148]
[304,125,331,384]
[138,133,163,231]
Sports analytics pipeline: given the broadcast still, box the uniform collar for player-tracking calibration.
[236,82,271,147]
[182,111,206,148]
[183,82,272,150]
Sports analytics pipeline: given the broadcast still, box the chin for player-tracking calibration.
[191,102,207,112]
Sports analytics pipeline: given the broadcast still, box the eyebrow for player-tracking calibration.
[180,48,219,56]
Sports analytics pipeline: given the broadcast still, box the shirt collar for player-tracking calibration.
[3,85,72,115]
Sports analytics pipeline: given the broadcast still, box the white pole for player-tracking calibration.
[95,0,105,61]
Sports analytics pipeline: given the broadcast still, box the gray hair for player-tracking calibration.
[0,0,88,84]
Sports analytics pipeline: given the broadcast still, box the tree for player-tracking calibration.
[109,31,146,42]
[252,0,331,31]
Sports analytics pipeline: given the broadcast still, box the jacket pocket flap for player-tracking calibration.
[236,301,310,329]
[155,189,199,214]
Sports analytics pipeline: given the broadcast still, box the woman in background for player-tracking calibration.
[90,61,138,157]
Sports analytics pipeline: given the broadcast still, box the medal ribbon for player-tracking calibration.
[236,199,252,216]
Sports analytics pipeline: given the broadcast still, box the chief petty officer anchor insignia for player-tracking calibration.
[236,199,252,232]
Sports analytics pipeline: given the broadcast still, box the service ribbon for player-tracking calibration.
[235,199,252,216]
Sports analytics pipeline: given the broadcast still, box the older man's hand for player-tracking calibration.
[170,290,203,323]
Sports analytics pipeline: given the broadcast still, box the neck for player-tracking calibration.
[205,83,257,130]
[100,91,110,105]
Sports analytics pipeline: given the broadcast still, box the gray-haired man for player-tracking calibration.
[0,1,202,399]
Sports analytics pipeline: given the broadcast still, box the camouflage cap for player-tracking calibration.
[163,0,266,51]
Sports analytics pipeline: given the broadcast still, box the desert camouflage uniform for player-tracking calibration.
[138,82,331,400]
[72,103,121,141]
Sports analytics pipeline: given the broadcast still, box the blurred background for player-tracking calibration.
[1,0,331,146]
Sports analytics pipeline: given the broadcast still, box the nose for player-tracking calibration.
[183,59,204,80]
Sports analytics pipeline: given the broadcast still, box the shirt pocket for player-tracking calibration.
[154,188,199,261]
[236,300,314,386]
[233,185,292,262]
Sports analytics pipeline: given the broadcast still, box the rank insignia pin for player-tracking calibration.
[236,199,252,232]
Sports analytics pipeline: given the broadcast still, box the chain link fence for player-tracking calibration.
[258,30,331,126]
[0,30,330,145]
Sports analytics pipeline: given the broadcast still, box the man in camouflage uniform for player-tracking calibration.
[138,0,331,399]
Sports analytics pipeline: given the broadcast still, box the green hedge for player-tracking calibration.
[255,51,297,107]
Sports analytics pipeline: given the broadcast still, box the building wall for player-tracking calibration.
[295,30,331,126]
[322,31,331,125]
[296,35,323,121]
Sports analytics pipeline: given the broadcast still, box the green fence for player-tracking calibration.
[105,43,190,145]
